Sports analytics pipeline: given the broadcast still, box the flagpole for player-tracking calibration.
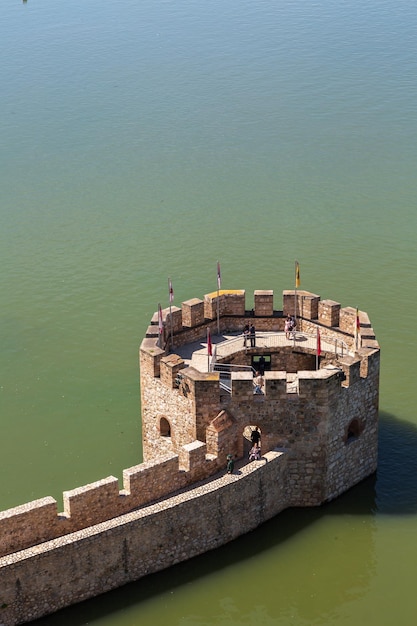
[216,261,221,335]
[207,329,210,372]
[355,307,360,352]
[217,289,219,336]
[316,327,321,370]
[168,278,174,350]
[158,303,163,349]
[207,327,210,372]
[294,260,300,348]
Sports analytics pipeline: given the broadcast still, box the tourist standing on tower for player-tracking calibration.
[251,426,261,446]
[253,372,264,394]
[243,323,250,347]
[250,323,256,347]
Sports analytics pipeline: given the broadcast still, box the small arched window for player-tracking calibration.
[346,418,361,444]
[160,417,171,437]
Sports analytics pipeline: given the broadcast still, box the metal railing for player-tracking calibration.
[211,362,255,393]
[213,331,349,359]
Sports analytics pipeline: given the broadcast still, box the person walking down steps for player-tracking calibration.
[253,371,264,394]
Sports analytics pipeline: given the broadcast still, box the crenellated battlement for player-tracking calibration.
[140,286,379,490]
[142,288,377,363]
[0,285,380,626]
[0,443,220,559]
[0,287,379,561]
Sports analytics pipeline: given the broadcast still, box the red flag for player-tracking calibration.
[168,278,174,304]
[207,327,212,356]
[317,327,321,356]
[158,303,163,335]
[356,308,360,333]
[217,261,221,290]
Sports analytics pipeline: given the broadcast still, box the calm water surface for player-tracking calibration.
[1,1,417,624]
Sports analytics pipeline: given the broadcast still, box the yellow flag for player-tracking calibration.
[295,261,300,288]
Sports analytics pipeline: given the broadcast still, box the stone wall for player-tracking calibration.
[0,285,380,625]
[0,451,287,626]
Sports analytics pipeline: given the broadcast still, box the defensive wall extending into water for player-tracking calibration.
[0,288,380,625]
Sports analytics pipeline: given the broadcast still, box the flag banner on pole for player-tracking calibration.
[169,278,174,304]
[207,327,212,356]
[217,261,221,290]
[317,327,321,356]
[158,303,163,335]
[295,261,300,288]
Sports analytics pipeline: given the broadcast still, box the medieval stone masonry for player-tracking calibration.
[0,288,379,625]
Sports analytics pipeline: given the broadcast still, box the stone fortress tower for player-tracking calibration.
[141,287,379,505]
[0,285,379,626]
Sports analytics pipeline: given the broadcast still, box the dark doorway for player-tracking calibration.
[251,354,271,375]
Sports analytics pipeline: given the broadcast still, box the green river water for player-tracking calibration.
[1,1,417,624]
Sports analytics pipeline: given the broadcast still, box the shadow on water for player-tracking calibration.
[375,411,417,514]
[32,410,417,625]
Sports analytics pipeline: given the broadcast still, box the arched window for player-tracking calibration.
[160,417,171,437]
[346,419,361,444]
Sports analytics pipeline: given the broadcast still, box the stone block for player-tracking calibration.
[179,440,207,473]
[0,497,59,557]
[254,290,274,316]
[283,290,318,318]
[166,306,183,333]
[264,371,287,397]
[204,289,245,319]
[160,354,185,388]
[182,298,204,327]
[339,306,357,335]
[63,476,120,521]
[231,371,254,398]
[139,340,165,378]
[318,299,341,327]
[300,293,320,320]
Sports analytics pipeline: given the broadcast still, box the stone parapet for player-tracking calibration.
[254,290,274,316]
[318,299,341,327]
[123,455,186,507]
[63,476,120,526]
[178,440,207,473]
[160,354,185,388]
[204,289,245,319]
[0,452,288,626]
[182,298,205,327]
[264,371,287,397]
[339,356,362,386]
[139,339,165,378]
[0,497,65,558]
[339,306,357,336]
[231,371,254,400]
[282,290,319,319]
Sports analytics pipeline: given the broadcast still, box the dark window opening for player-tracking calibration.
[346,419,361,443]
[251,354,271,374]
[160,417,171,437]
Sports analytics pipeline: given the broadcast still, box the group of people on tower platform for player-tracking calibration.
[243,323,256,348]
[226,426,262,474]
[285,314,296,339]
